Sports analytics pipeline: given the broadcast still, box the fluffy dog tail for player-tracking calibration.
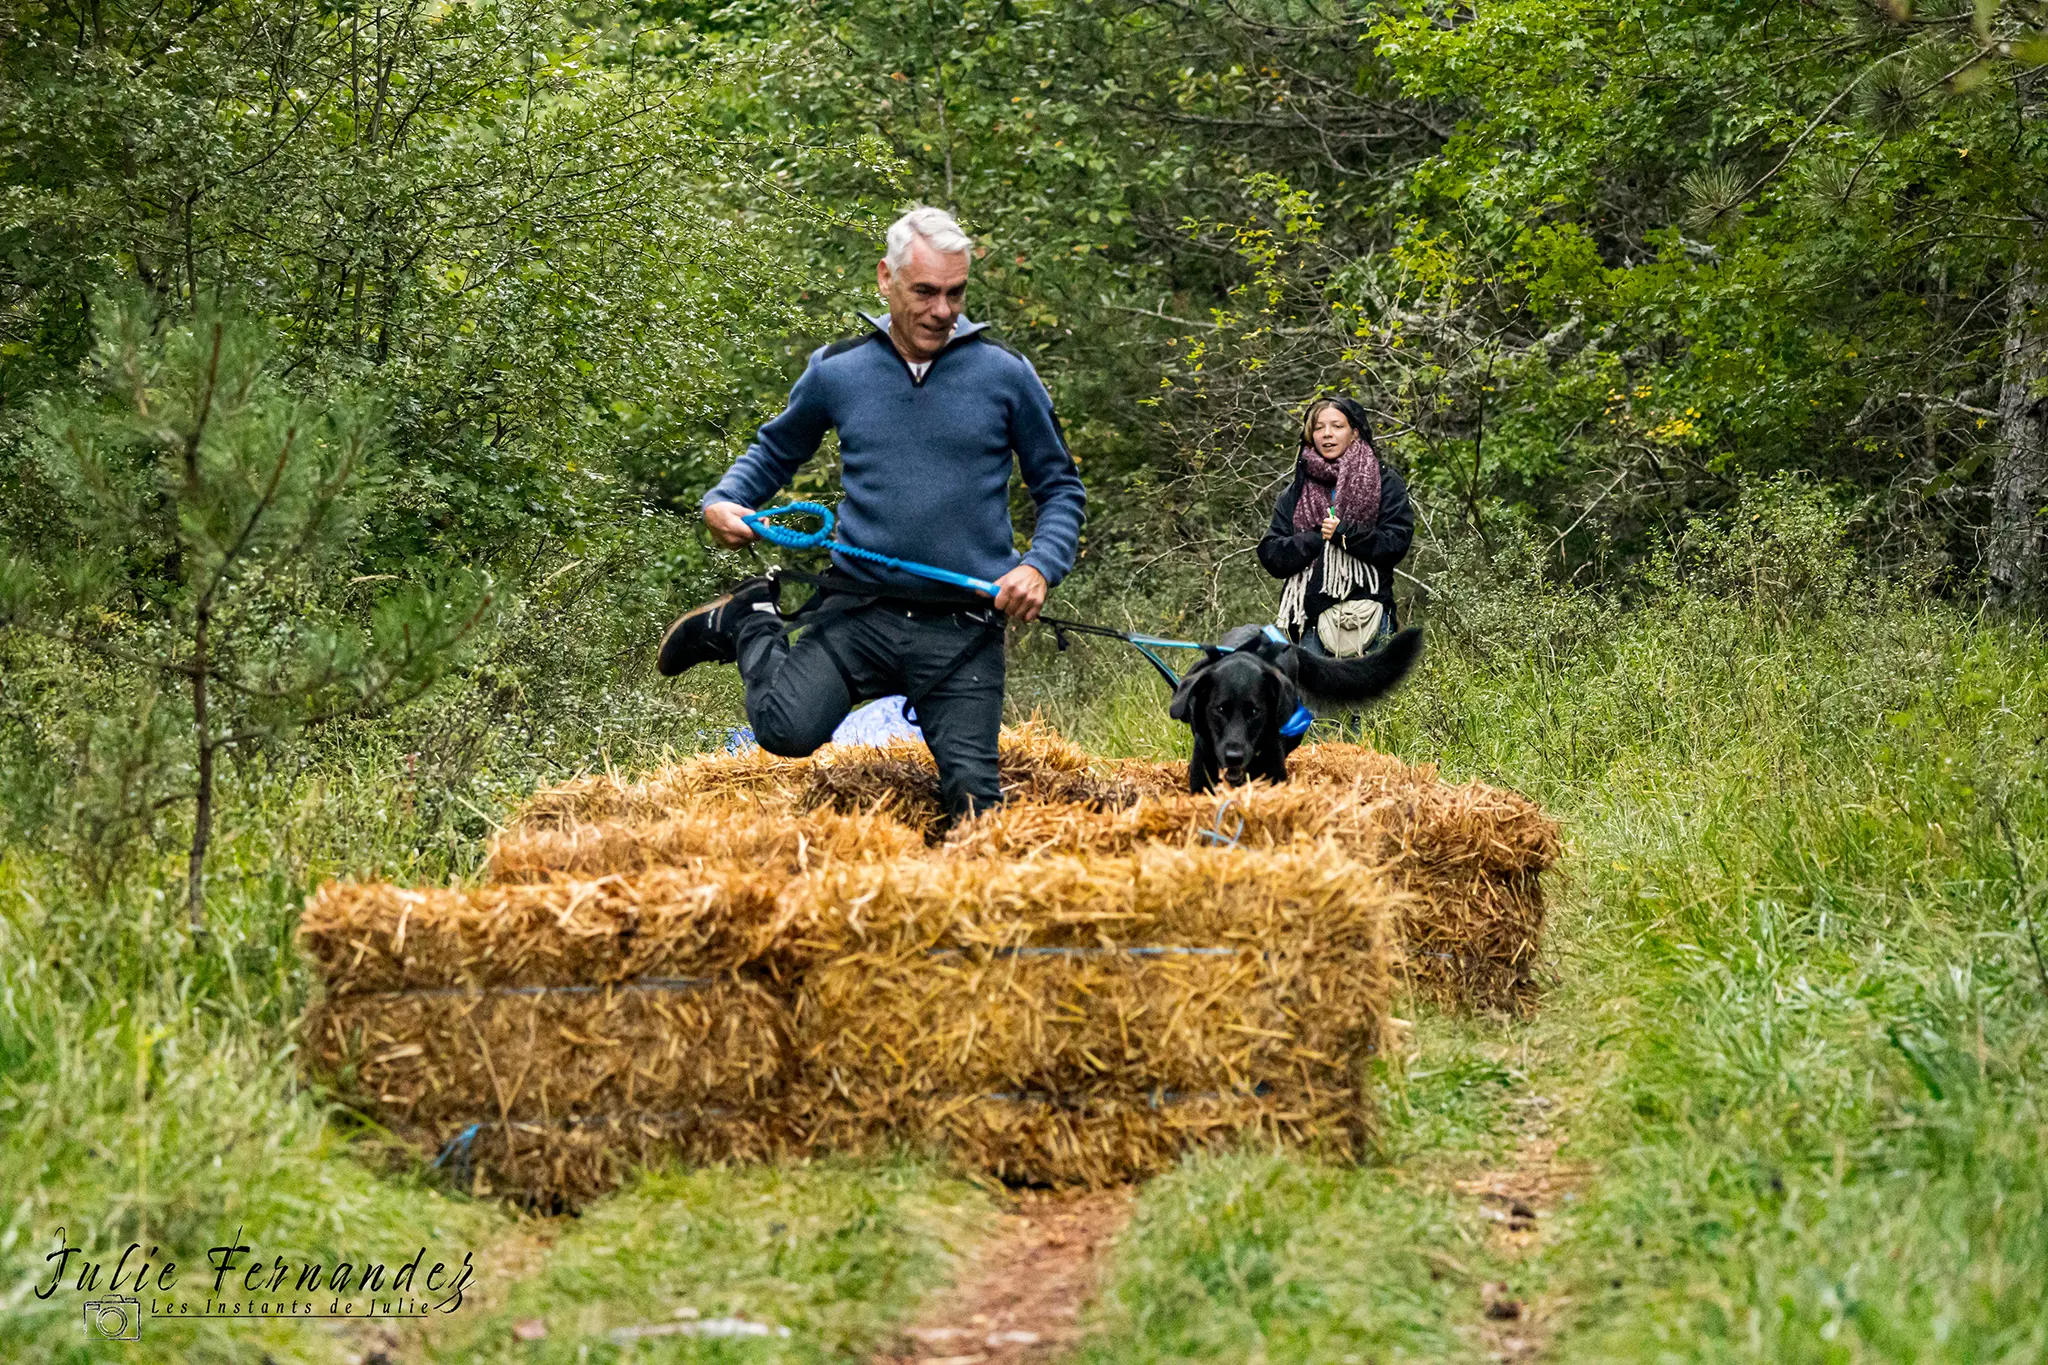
[1291,627,1424,709]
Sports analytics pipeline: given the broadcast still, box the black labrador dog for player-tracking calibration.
[1168,625,1423,792]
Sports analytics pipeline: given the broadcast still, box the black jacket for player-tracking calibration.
[1257,459,1414,638]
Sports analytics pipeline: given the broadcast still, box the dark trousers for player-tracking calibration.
[732,600,1006,818]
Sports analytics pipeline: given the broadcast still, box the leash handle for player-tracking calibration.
[743,501,835,548]
[742,502,1002,598]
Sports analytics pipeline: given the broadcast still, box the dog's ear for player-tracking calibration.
[1255,666,1304,774]
[1264,664,1306,738]
[1168,663,1211,724]
[1272,664,1304,722]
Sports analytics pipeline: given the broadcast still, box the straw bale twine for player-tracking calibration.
[305,978,791,1128]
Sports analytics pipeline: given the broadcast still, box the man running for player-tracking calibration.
[658,206,1086,820]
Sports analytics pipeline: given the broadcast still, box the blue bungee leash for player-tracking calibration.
[742,500,1315,735]
[745,501,1207,683]
[745,501,1005,598]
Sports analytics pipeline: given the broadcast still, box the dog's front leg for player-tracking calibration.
[1187,737,1221,794]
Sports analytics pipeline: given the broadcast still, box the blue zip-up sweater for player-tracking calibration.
[702,314,1086,594]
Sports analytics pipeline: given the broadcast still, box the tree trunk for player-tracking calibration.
[186,610,213,937]
[1989,245,2048,613]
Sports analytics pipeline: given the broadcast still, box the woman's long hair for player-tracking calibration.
[1299,395,1376,452]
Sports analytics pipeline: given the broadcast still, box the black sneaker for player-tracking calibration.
[656,575,780,676]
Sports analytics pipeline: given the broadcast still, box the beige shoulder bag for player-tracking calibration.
[1313,563,1384,658]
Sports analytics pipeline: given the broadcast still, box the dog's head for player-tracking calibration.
[1169,631,1307,785]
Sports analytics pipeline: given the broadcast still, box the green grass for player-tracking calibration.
[1056,588,2048,1363]
[433,1161,989,1364]
[5,569,2047,1362]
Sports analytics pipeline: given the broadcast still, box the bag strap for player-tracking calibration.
[901,614,1003,724]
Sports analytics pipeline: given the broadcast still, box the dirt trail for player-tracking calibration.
[1454,1094,1589,1364]
[878,1187,1134,1365]
[334,1216,559,1364]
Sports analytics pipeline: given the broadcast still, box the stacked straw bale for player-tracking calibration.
[299,872,796,990]
[504,723,1147,837]
[786,845,1393,1185]
[302,730,1553,1205]
[946,751,1559,1009]
[306,979,791,1127]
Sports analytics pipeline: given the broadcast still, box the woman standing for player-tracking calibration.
[1258,396,1414,657]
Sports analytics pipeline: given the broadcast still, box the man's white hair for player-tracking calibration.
[884,206,974,269]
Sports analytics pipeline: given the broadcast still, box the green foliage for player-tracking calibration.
[1651,474,1863,621]
[3,304,488,929]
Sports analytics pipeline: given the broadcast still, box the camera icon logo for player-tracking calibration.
[83,1296,142,1341]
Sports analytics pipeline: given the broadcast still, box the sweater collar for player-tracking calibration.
[859,311,989,343]
[859,312,989,380]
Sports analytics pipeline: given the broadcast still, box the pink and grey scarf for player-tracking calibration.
[1290,436,1381,534]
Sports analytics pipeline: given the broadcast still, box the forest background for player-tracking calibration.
[7,0,2048,863]
[5,2,2048,1362]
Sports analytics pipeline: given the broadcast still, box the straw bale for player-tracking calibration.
[776,844,1394,962]
[789,845,1392,1167]
[947,776,1557,875]
[798,946,1383,1103]
[945,773,1559,1010]
[485,806,924,884]
[299,869,794,996]
[503,723,1146,836]
[304,978,791,1128]
[508,748,813,831]
[404,1109,802,1210]
[803,1088,1368,1189]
